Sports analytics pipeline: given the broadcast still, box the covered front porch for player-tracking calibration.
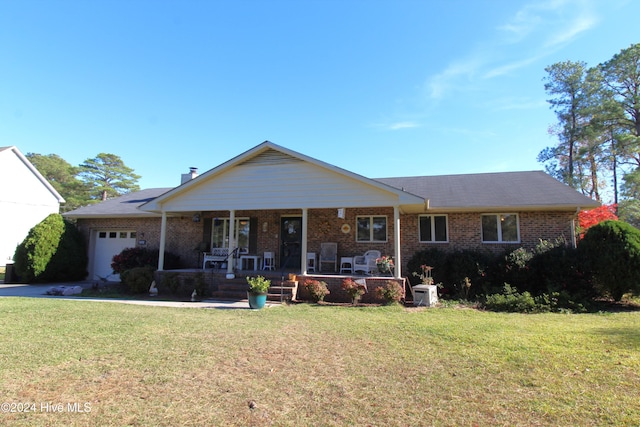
[139,142,427,285]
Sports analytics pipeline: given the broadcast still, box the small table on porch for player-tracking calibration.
[240,255,262,271]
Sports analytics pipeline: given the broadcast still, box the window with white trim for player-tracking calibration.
[481,214,519,243]
[211,218,250,253]
[356,216,387,242]
[419,215,448,242]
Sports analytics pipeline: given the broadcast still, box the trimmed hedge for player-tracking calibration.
[578,220,640,301]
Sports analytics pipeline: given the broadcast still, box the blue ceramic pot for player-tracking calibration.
[248,292,267,309]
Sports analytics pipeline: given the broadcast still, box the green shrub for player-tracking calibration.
[490,238,592,304]
[193,272,208,297]
[13,214,87,283]
[303,279,330,302]
[406,248,448,286]
[444,250,491,298]
[407,248,493,298]
[528,245,593,300]
[342,278,366,304]
[578,220,640,301]
[483,284,538,313]
[111,247,181,274]
[120,266,155,294]
[482,284,586,313]
[162,272,181,294]
[375,280,404,305]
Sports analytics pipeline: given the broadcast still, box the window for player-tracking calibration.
[419,215,448,242]
[356,216,387,242]
[481,214,519,243]
[211,218,250,253]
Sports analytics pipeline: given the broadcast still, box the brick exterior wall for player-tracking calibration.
[76,208,576,275]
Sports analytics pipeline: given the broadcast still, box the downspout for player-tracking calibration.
[571,207,580,249]
[158,211,167,270]
[301,208,308,275]
[394,206,401,278]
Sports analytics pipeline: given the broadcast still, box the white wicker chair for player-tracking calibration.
[352,250,381,275]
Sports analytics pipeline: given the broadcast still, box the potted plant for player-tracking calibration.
[376,256,394,275]
[246,275,271,309]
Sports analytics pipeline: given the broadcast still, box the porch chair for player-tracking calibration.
[352,250,381,275]
[203,247,230,269]
[306,252,316,273]
[263,252,275,270]
[319,242,338,272]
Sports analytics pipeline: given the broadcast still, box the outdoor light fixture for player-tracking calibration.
[192,213,201,223]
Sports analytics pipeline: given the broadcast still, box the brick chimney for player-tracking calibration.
[181,167,198,184]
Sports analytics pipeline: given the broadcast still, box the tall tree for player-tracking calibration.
[600,43,640,218]
[26,153,91,211]
[600,43,640,160]
[539,46,640,206]
[79,153,141,201]
[539,61,590,190]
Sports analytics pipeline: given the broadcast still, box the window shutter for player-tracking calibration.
[249,217,258,254]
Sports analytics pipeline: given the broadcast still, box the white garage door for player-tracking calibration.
[93,230,137,281]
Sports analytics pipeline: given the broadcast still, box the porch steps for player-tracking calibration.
[267,281,298,302]
[209,275,298,302]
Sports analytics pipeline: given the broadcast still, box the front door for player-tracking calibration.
[280,217,302,269]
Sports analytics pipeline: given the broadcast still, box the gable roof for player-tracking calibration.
[0,146,65,203]
[63,142,600,219]
[139,141,426,213]
[376,171,599,212]
[63,188,171,218]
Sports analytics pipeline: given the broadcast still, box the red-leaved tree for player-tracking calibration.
[577,204,618,239]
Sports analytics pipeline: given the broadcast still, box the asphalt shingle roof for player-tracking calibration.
[375,171,598,210]
[64,171,598,218]
[63,188,171,218]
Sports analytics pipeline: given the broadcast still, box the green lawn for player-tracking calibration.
[0,298,638,426]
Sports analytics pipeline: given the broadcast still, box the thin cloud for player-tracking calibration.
[427,55,485,99]
[543,13,598,48]
[388,121,420,130]
[483,55,541,79]
[484,96,547,111]
[425,0,599,99]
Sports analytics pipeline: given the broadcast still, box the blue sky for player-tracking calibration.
[1,0,638,193]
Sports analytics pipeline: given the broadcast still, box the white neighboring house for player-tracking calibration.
[0,146,65,267]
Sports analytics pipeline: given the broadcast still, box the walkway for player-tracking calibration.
[0,282,277,309]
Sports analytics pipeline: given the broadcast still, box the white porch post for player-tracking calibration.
[301,208,308,275]
[158,211,167,271]
[226,210,236,279]
[394,206,401,278]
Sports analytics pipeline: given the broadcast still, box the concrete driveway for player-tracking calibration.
[0,282,269,309]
